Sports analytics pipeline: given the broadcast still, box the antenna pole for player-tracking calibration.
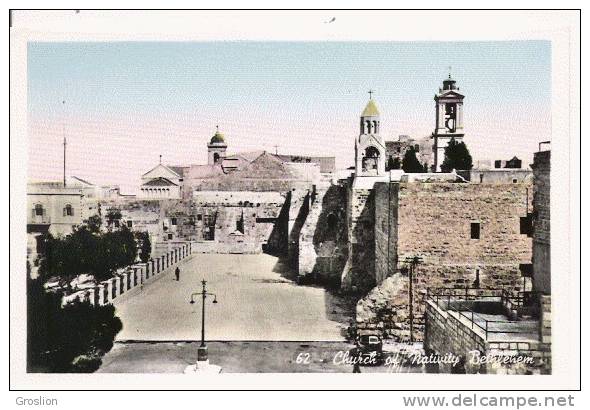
[62,100,66,187]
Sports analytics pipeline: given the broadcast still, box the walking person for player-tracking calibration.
[175,266,180,281]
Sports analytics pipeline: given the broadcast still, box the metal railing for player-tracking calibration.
[426,287,540,340]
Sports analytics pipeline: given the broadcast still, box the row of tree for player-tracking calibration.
[28,213,152,372]
[27,276,123,372]
[386,137,473,173]
[38,215,151,286]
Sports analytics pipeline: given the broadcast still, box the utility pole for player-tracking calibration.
[62,100,66,187]
[403,255,423,344]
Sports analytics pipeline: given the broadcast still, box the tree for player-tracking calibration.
[93,226,137,281]
[440,137,473,172]
[84,215,102,234]
[386,156,401,171]
[402,147,424,173]
[105,208,122,230]
[27,276,122,372]
[38,224,138,285]
[135,231,152,263]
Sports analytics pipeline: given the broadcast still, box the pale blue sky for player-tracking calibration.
[28,41,551,192]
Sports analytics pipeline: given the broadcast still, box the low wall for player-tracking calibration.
[63,241,196,307]
[424,299,551,374]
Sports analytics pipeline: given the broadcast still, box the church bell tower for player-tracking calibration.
[432,73,465,172]
[355,91,386,177]
[207,126,227,165]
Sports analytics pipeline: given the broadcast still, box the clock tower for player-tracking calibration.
[432,73,465,172]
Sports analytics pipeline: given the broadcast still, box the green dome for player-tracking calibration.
[210,130,225,144]
[361,99,380,117]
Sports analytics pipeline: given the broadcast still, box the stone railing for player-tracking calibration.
[62,241,195,307]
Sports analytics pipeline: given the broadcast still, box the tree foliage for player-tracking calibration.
[134,231,152,263]
[386,156,401,171]
[27,277,122,372]
[105,208,122,229]
[84,215,102,234]
[38,223,138,285]
[440,137,473,172]
[402,147,424,173]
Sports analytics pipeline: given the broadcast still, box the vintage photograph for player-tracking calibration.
[11,10,578,387]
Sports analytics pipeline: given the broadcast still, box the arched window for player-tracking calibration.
[34,204,44,216]
[362,146,380,172]
[213,152,220,164]
[373,120,378,134]
[63,204,73,217]
[366,120,372,134]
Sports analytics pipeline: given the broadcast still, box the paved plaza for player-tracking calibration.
[97,341,430,373]
[113,253,355,342]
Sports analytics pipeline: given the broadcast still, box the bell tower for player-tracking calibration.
[207,125,227,165]
[432,72,465,172]
[355,91,386,177]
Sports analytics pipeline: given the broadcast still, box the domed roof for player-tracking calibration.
[361,99,380,117]
[210,130,226,144]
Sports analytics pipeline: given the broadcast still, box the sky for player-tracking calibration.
[28,41,551,193]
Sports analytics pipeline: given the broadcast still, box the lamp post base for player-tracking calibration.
[197,346,208,362]
[183,361,222,374]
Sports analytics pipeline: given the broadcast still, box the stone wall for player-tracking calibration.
[458,169,533,184]
[532,150,551,294]
[102,193,293,255]
[424,299,551,374]
[297,182,348,285]
[342,184,376,292]
[358,181,533,340]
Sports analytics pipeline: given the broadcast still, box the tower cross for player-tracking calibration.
[368,89,375,100]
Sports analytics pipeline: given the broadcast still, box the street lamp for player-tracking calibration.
[189,279,218,362]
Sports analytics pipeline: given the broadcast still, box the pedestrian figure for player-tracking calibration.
[175,267,180,281]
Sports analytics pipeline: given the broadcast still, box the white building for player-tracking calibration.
[139,163,184,199]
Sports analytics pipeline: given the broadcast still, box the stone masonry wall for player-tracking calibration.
[424,300,551,374]
[297,182,348,285]
[342,185,376,293]
[532,150,551,294]
[358,182,533,341]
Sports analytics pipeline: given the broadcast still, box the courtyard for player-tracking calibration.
[113,253,355,342]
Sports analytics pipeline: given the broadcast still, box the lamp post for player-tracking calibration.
[190,280,218,362]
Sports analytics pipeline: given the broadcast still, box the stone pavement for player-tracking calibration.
[113,253,355,341]
[97,341,429,373]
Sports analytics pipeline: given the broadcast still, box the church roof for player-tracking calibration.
[227,150,266,163]
[186,164,226,179]
[361,99,380,117]
[141,163,181,178]
[142,177,178,187]
[167,165,188,178]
